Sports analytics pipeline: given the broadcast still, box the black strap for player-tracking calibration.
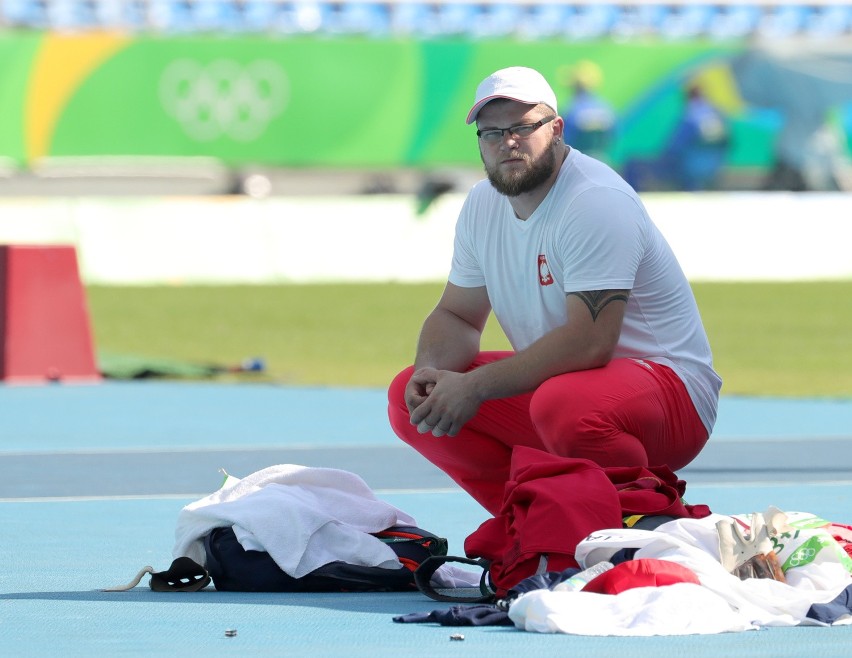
[413,555,496,603]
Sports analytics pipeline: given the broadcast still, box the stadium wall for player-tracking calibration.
[0,32,797,171]
[0,193,848,284]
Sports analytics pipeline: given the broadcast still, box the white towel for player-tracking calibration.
[510,513,852,635]
[509,583,758,636]
[173,464,417,578]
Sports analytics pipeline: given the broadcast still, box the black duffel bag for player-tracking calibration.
[203,525,448,592]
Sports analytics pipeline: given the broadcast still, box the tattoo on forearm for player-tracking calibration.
[569,289,630,321]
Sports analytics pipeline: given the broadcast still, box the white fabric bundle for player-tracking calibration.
[173,464,417,578]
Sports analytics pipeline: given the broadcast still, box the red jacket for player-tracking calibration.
[464,446,711,593]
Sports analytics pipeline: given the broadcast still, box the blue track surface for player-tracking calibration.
[2,382,851,656]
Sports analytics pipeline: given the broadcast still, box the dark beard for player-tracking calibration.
[483,144,558,197]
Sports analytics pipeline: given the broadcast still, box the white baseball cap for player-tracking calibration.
[466,66,558,125]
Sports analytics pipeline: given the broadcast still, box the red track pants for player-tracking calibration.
[387,352,708,515]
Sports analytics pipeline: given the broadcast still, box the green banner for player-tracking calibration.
[0,33,823,170]
[0,33,42,163]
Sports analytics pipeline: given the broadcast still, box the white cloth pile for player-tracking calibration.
[173,464,418,578]
[509,511,852,636]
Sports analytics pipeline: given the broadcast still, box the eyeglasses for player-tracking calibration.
[476,115,556,144]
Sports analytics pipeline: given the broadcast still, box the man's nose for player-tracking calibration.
[499,131,520,148]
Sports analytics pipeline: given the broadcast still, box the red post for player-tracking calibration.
[0,245,100,383]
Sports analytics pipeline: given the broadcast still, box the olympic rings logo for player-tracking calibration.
[783,535,833,570]
[159,59,289,142]
[786,546,818,568]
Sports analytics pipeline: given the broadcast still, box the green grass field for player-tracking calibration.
[86,281,852,398]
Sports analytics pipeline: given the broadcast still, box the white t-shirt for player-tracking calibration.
[448,148,722,432]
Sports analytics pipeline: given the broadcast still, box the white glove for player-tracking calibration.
[761,505,789,536]
[716,506,789,578]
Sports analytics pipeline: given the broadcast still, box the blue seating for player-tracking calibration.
[328,2,390,37]
[469,3,525,39]
[659,4,717,40]
[237,0,284,32]
[518,3,574,40]
[47,0,102,30]
[564,4,620,40]
[4,1,848,41]
[92,0,135,29]
[756,4,812,39]
[388,1,434,37]
[433,2,482,37]
[389,1,478,38]
[146,0,195,33]
[2,0,49,28]
[273,1,333,34]
[805,4,852,39]
[189,0,243,32]
[707,4,761,40]
[103,0,152,31]
[610,4,668,40]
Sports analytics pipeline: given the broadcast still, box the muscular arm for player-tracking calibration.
[413,282,492,373]
[409,288,628,436]
[404,282,491,415]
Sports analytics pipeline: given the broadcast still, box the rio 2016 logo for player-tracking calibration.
[159,58,289,142]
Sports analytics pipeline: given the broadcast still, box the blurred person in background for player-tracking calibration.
[558,59,617,162]
[387,66,721,515]
[763,109,852,192]
[729,46,852,192]
[624,81,730,192]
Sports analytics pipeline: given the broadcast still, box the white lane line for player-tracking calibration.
[0,487,465,503]
[2,481,852,504]
[0,444,396,457]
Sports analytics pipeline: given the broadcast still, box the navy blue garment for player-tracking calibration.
[508,567,580,596]
[807,584,852,624]
[609,548,638,564]
[393,605,513,626]
[394,568,582,626]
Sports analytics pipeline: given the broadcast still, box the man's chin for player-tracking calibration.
[488,174,538,197]
[486,154,555,197]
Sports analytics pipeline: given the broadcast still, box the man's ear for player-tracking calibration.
[552,116,565,143]
[551,117,565,144]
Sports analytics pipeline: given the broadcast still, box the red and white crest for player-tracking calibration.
[537,254,554,286]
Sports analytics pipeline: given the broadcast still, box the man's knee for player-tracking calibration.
[529,372,652,467]
[388,366,414,406]
[387,366,415,438]
[529,376,592,438]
